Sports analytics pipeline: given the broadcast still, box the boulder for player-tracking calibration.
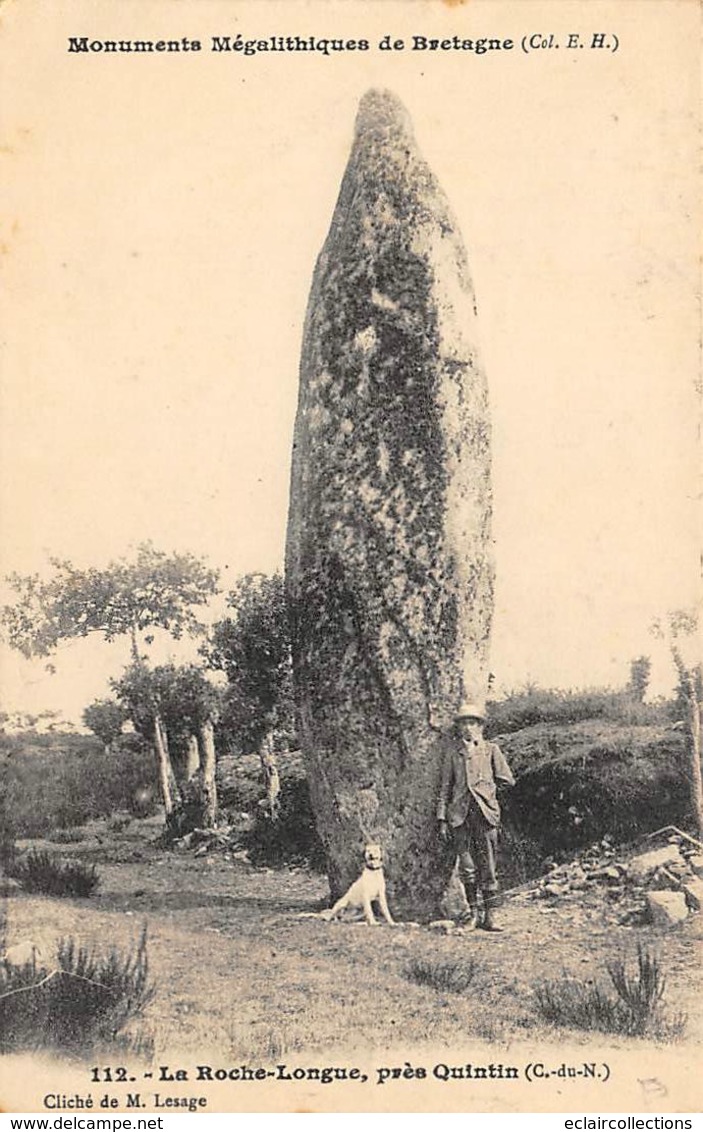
[645,890,688,927]
[590,865,622,883]
[682,877,703,912]
[687,853,703,879]
[286,89,493,919]
[540,882,567,898]
[627,846,684,884]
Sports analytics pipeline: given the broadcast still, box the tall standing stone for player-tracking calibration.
[285,89,493,920]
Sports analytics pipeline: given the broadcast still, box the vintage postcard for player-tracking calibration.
[0,0,700,1115]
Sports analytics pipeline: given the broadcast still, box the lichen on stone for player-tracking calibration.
[286,90,494,918]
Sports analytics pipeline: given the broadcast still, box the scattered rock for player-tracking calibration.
[687,854,703,879]
[682,877,703,912]
[428,920,456,934]
[590,866,622,883]
[628,846,684,884]
[541,883,566,898]
[605,887,625,901]
[650,866,681,891]
[645,890,688,927]
[665,860,690,879]
[169,826,238,856]
[618,906,649,926]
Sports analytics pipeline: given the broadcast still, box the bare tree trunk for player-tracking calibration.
[184,733,201,782]
[198,719,218,828]
[154,713,180,817]
[672,650,703,841]
[259,731,281,821]
[684,676,703,840]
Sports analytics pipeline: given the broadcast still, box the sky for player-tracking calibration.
[0,0,700,724]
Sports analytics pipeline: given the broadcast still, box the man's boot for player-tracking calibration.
[481,894,504,933]
[458,877,479,930]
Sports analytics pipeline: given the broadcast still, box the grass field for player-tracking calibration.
[3,812,701,1069]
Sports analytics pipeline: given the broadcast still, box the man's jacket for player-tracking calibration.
[436,734,515,828]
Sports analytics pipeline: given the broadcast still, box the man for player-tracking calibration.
[437,703,515,932]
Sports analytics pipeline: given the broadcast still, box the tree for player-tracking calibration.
[203,573,295,755]
[1,543,220,820]
[82,699,128,755]
[112,663,221,828]
[111,664,181,817]
[652,609,703,838]
[1,542,219,664]
[156,664,222,828]
[627,656,652,702]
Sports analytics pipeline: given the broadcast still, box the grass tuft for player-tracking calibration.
[405,956,478,994]
[0,927,155,1055]
[606,944,665,1035]
[534,946,686,1040]
[534,976,624,1033]
[8,849,100,898]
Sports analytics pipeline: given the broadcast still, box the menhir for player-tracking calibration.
[285,89,494,920]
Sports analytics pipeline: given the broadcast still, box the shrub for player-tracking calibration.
[496,825,544,890]
[9,850,100,898]
[405,957,478,995]
[130,786,158,818]
[244,774,326,870]
[107,815,132,834]
[606,946,667,1036]
[0,731,158,839]
[0,835,18,872]
[627,657,652,703]
[485,686,669,737]
[534,976,624,1034]
[0,927,155,1055]
[500,725,689,858]
[164,779,209,841]
[51,827,85,844]
[534,947,685,1039]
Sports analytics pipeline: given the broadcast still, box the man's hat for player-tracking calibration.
[455,702,486,722]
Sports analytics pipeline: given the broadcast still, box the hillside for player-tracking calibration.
[497,719,688,883]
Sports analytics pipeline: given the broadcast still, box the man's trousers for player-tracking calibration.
[451,795,499,907]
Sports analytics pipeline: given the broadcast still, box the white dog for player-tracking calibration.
[318,844,395,926]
